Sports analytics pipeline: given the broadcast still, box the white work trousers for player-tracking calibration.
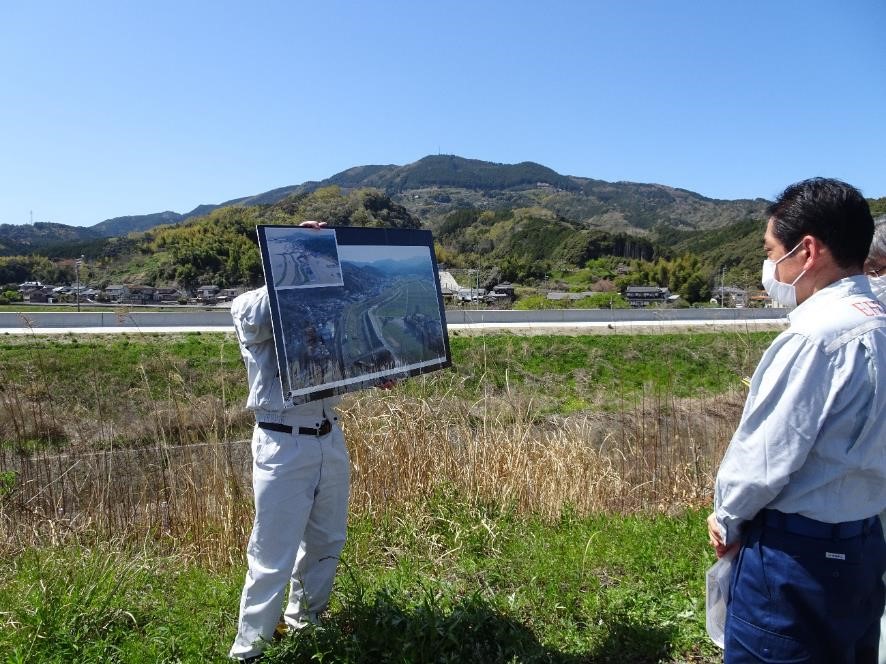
[229,421,350,660]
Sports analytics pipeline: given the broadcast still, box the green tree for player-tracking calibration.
[679,272,710,303]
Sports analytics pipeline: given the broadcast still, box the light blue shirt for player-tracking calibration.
[715,276,886,545]
[230,286,340,424]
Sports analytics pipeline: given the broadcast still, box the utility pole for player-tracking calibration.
[75,255,84,312]
[720,266,726,307]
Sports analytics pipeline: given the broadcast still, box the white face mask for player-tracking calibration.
[761,241,806,307]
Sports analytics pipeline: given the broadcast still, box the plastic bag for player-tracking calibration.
[705,547,737,648]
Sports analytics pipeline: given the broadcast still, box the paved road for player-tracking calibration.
[0,319,789,336]
[0,307,789,335]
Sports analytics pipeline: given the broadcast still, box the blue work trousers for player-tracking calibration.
[725,512,885,663]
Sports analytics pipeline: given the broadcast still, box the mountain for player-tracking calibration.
[0,222,102,256]
[169,155,769,236]
[91,211,183,237]
[0,155,771,258]
[328,156,580,192]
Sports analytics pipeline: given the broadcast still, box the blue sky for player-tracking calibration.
[1,1,884,227]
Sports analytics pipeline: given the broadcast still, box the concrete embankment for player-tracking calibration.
[0,307,790,335]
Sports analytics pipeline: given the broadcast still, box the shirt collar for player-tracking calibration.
[788,275,873,323]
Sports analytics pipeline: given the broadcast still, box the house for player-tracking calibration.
[104,285,129,302]
[18,281,43,292]
[747,290,776,308]
[492,282,515,299]
[120,286,156,305]
[155,287,183,303]
[456,287,486,302]
[625,286,671,308]
[712,286,748,308]
[217,288,242,302]
[196,285,220,302]
[27,287,55,303]
[437,271,461,297]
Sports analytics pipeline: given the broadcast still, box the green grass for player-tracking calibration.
[0,331,772,408]
[0,498,720,663]
[0,330,774,452]
[0,332,744,660]
[0,543,238,663]
[440,333,771,412]
[0,332,245,410]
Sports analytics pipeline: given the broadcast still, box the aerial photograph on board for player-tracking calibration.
[263,233,449,403]
[264,226,343,289]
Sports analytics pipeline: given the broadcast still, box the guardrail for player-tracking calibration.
[0,307,789,329]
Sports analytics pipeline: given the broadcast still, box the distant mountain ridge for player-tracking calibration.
[91,211,184,236]
[0,155,772,256]
[0,222,102,256]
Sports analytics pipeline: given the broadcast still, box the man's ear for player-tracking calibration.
[801,235,825,271]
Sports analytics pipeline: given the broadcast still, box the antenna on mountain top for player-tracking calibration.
[30,210,33,224]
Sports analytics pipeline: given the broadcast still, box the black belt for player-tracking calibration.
[761,509,878,540]
[257,419,332,437]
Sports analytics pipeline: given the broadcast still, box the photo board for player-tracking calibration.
[257,225,452,404]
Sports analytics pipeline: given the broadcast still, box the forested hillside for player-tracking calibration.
[0,156,768,253]
[1,156,882,303]
[56,187,417,290]
[0,222,102,256]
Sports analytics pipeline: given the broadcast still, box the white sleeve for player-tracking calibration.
[230,287,273,346]
[714,333,831,545]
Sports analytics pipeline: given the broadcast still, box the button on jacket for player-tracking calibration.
[715,276,886,545]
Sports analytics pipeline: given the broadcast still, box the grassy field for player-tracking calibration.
[0,330,773,451]
[0,501,718,663]
[0,330,776,662]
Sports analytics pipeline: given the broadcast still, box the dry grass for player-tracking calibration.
[0,387,742,564]
[344,387,741,519]
[0,330,755,563]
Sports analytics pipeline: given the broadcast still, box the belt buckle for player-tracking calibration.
[318,419,332,436]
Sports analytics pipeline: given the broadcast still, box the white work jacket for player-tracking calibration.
[231,286,340,426]
[714,276,886,545]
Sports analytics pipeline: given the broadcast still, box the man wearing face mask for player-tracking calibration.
[707,178,886,662]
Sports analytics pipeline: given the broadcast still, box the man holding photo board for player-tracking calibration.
[707,178,886,661]
[229,221,391,662]
[229,218,447,660]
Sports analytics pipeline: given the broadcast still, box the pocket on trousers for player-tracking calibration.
[253,429,293,467]
[728,614,812,663]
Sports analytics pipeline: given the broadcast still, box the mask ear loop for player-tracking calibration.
[774,240,807,286]
[789,268,807,287]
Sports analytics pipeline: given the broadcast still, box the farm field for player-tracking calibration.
[0,330,776,662]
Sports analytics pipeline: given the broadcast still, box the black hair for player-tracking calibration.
[767,177,873,268]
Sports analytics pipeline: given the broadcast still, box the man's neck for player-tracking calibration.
[798,266,861,303]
